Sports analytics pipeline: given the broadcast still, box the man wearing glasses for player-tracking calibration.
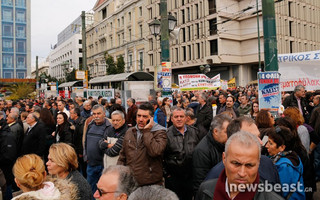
[93,165,137,200]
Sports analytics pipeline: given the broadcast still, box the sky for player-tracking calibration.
[31,0,97,68]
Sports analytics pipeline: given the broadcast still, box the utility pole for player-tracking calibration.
[160,0,169,62]
[36,56,39,97]
[81,11,88,97]
[262,0,278,71]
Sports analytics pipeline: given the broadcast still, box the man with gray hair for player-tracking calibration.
[99,110,128,166]
[164,106,199,200]
[195,92,213,132]
[196,131,283,200]
[192,114,232,194]
[128,185,178,200]
[84,104,113,194]
[94,165,137,200]
[6,113,23,149]
[283,84,309,122]
[81,100,92,119]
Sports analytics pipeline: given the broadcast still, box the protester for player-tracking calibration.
[265,126,306,200]
[164,107,199,200]
[93,165,137,200]
[12,154,77,200]
[57,101,70,118]
[47,143,92,200]
[196,131,283,200]
[195,93,213,132]
[255,109,275,139]
[52,112,73,144]
[238,95,252,116]
[193,114,231,194]
[149,100,167,127]
[84,104,113,193]
[128,185,178,200]
[118,102,167,186]
[81,100,92,119]
[126,98,137,127]
[217,96,239,119]
[250,101,259,120]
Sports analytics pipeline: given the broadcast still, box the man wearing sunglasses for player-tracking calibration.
[93,165,137,200]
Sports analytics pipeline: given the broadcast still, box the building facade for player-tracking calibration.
[0,0,30,79]
[49,13,93,80]
[87,0,149,78]
[145,0,320,86]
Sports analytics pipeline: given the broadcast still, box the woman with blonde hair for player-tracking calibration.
[12,154,77,200]
[46,143,92,200]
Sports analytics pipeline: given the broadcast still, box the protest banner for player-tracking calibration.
[178,74,221,91]
[87,89,114,101]
[228,77,236,89]
[258,72,281,115]
[278,50,320,91]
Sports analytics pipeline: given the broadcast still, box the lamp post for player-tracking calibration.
[149,7,177,92]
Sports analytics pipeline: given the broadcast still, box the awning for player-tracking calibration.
[58,81,82,88]
[89,72,154,84]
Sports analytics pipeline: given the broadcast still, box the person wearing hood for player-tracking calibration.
[266,126,306,200]
[118,102,167,186]
[149,100,166,128]
[12,154,78,200]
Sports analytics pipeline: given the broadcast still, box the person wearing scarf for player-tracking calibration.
[196,131,283,200]
[266,126,306,200]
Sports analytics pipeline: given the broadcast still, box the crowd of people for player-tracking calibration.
[0,84,320,200]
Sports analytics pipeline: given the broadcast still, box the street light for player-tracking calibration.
[149,18,161,37]
[168,12,177,32]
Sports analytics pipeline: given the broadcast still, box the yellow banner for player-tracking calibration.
[228,77,236,89]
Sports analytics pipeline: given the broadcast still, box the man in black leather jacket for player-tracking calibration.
[164,106,200,200]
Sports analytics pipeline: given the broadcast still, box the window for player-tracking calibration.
[3,55,13,68]
[182,28,186,42]
[2,0,13,6]
[2,24,13,37]
[79,39,82,44]
[149,54,153,66]
[16,0,25,7]
[182,46,186,61]
[128,12,131,21]
[210,39,218,55]
[121,16,124,26]
[2,9,13,21]
[195,4,199,19]
[140,24,143,38]
[4,72,12,78]
[139,51,143,71]
[129,29,132,41]
[17,72,25,79]
[16,9,26,22]
[139,7,142,16]
[188,45,191,60]
[79,48,82,53]
[16,40,25,52]
[209,18,217,35]
[197,43,200,59]
[16,25,25,37]
[208,0,216,15]
[2,39,13,51]
[175,48,178,62]
[118,19,120,27]
[118,34,121,45]
[128,54,133,66]
[196,23,199,39]
[187,7,190,22]
[182,10,185,24]
[102,7,107,19]
[17,56,26,68]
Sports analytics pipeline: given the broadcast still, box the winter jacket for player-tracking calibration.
[67,170,92,200]
[80,109,91,119]
[126,104,138,126]
[20,121,46,157]
[195,103,213,132]
[309,106,320,136]
[71,116,86,155]
[9,122,23,147]
[99,123,128,157]
[164,125,199,179]
[117,123,167,186]
[55,123,73,144]
[192,132,225,193]
[12,176,78,200]
[276,156,306,200]
[154,108,166,127]
[196,178,284,200]
[238,103,252,116]
[283,93,310,123]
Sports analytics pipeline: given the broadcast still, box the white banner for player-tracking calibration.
[278,50,320,91]
[178,74,221,91]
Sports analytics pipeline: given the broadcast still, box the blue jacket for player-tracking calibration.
[276,157,306,200]
[154,108,166,128]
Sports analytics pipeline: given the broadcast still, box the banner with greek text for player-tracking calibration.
[228,77,236,89]
[258,72,281,114]
[87,89,114,101]
[178,74,221,91]
[278,50,320,91]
